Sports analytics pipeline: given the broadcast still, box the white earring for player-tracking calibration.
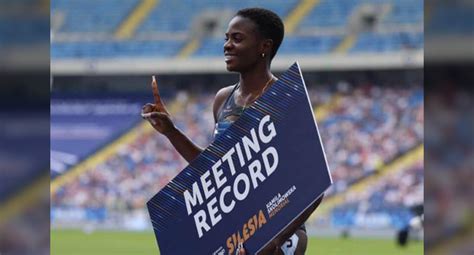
[261,53,265,58]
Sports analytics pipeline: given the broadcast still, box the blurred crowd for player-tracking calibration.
[331,160,423,228]
[52,93,214,213]
[319,82,423,194]
[51,81,424,230]
[424,86,474,248]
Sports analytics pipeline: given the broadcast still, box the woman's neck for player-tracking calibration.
[238,66,273,96]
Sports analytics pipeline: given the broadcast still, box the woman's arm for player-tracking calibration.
[142,76,204,163]
[143,78,234,163]
[162,126,204,163]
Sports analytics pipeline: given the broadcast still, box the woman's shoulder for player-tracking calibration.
[214,84,238,105]
[213,84,237,121]
[215,84,236,98]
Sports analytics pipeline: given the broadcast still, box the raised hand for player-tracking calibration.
[150,75,169,115]
[141,76,176,136]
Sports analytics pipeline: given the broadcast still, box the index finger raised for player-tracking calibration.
[151,75,162,105]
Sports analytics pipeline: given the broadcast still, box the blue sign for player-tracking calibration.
[50,99,142,178]
[147,62,332,254]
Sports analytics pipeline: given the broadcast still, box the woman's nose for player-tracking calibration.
[224,39,232,51]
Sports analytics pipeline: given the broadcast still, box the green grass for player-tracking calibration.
[51,229,157,255]
[305,237,423,255]
[51,229,423,255]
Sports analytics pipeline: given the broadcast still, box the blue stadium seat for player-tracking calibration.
[278,35,343,55]
[51,40,184,58]
[382,0,423,24]
[50,1,423,58]
[349,32,423,53]
[51,0,140,33]
[299,0,361,28]
[136,0,298,34]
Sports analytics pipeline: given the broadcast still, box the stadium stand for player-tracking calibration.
[51,40,184,58]
[50,0,423,59]
[382,0,423,24]
[51,79,423,230]
[51,0,139,33]
[331,161,422,229]
[298,0,422,28]
[299,0,360,28]
[424,86,473,247]
[50,97,144,179]
[318,83,423,193]
[276,35,344,55]
[349,31,423,53]
[136,0,298,34]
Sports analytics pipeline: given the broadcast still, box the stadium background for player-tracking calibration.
[49,0,426,254]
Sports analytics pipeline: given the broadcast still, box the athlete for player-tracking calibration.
[142,8,323,255]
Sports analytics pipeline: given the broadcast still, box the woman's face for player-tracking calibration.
[224,16,263,72]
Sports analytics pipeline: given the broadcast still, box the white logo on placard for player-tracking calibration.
[266,185,296,218]
[213,246,225,255]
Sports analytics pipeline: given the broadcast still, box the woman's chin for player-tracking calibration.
[225,64,237,72]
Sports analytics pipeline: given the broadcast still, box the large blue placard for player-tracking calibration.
[147,62,332,254]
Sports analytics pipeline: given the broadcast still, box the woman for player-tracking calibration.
[142,8,323,255]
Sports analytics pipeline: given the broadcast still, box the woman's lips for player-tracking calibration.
[225,55,236,63]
